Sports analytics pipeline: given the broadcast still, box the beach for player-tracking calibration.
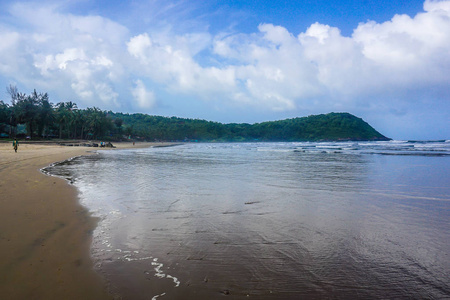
[60,142,448,299]
[0,141,160,299]
[2,141,448,299]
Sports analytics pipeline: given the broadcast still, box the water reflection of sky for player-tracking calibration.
[44,142,450,299]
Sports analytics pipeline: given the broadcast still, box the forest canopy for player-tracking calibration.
[0,87,389,142]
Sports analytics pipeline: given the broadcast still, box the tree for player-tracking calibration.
[6,85,18,106]
[6,85,19,136]
[85,107,111,139]
[65,101,77,138]
[36,92,53,137]
[114,118,123,136]
[55,101,77,139]
[72,109,86,139]
[124,124,134,139]
[3,85,389,142]
[13,91,39,139]
[0,101,10,135]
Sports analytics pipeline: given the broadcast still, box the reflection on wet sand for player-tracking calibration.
[45,142,450,299]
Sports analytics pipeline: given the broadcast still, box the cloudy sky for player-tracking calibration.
[0,0,449,140]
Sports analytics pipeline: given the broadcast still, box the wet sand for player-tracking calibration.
[63,142,450,299]
[0,141,165,299]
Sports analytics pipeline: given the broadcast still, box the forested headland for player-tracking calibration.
[0,87,389,142]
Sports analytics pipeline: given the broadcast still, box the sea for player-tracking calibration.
[43,140,450,299]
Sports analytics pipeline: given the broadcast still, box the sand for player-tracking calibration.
[0,141,165,299]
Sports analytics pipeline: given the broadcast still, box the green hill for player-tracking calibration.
[0,88,389,142]
[110,112,389,142]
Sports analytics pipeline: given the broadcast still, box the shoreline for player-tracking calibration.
[0,141,174,299]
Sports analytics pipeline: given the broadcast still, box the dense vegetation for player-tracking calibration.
[0,87,117,140]
[0,87,389,142]
[111,112,388,141]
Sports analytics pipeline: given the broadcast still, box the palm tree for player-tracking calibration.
[14,91,39,139]
[85,107,111,140]
[36,92,54,138]
[55,102,68,139]
[65,101,77,138]
[55,101,77,139]
[72,109,86,139]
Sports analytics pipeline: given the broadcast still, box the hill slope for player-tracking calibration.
[110,112,389,142]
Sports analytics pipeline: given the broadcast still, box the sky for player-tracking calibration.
[0,0,449,140]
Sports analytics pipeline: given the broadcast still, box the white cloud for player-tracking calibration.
[0,31,21,74]
[424,0,450,12]
[127,32,238,100]
[131,80,156,109]
[127,33,153,60]
[353,1,450,74]
[124,1,450,113]
[0,31,20,52]
[295,1,450,104]
[0,3,127,107]
[0,0,448,138]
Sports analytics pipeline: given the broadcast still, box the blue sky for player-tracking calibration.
[0,0,449,139]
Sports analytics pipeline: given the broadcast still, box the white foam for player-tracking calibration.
[150,258,181,286]
[152,292,166,300]
[124,256,153,262]
[167,275,180,287]
[152,258,165,278]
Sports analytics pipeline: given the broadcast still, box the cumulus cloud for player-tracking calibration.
[126,32,237,101]
[353,0,450,85]
[0,3,127,106]
[0,0,448,138]
[131,80,156,109]
[123,0,450,113]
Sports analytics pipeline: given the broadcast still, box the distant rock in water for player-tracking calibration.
[109,111,390,142]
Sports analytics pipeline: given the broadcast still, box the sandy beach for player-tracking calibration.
[0,141,163,299]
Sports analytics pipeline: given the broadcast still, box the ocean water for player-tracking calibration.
[44,141,450,299]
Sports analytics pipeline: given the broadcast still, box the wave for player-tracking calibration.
[284,140,450,156]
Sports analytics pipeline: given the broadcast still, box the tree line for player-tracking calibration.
[0,86,389,142]
[110,111,388,142]
[0,86,127,140]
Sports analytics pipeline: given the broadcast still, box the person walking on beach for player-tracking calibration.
[13,139,18,153]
